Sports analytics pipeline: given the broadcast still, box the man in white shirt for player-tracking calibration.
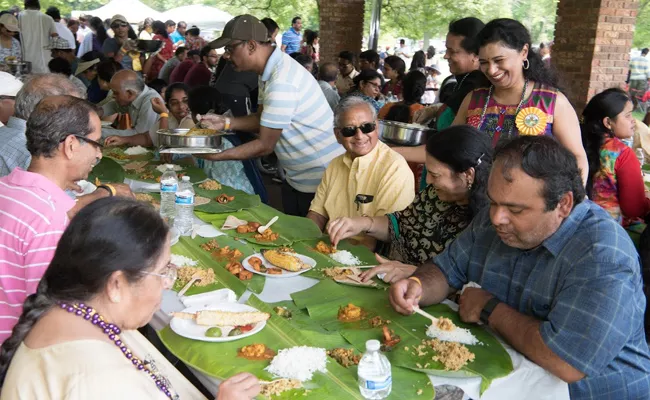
[45,6,75,55]
[18,0,59,74]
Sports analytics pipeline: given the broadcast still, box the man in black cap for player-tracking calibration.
[196,14,343,217]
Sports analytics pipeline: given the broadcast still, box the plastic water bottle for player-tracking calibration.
[174,176,194,236]
[159,164,178,223]
[358,340,392,399]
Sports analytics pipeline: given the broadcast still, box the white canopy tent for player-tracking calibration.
[160,5,233,32]
[71,0,162,23]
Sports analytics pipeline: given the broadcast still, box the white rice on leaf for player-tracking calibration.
[425,324,480,346]
[329,250,361,266]
[171,254,198,267]
[265,346,328,381]
[124,145,150,155]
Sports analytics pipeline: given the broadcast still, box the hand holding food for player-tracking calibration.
[151,97,169,115]
[360,254,416,283]
[104,135,130,147]
[197,113,226,131]
[216,372,260,400]
[389,277,423,315]
[326,217,368,247]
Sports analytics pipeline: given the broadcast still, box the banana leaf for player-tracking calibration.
[104,146,154,163]
[196,207,323,246]
[172,235,265,295]
[170,236,248,297]
[124,162,207,184]
[158,295,433,399]
[291,280,513,393]
[193,185,261,214]
[88,157,125,183]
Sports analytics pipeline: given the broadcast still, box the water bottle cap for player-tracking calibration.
[182,176,190,181]
[366,339,380,351]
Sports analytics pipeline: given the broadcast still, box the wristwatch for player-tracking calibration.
[480,297,501,325]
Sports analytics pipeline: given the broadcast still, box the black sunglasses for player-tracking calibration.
[339,122,376,138]
[61,134,104,149]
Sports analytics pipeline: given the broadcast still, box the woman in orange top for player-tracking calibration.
[378,70,426,123]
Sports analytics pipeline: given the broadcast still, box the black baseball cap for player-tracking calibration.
[209,14,269,49]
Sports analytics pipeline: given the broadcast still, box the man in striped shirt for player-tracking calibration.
[281,16,302,54]
[198,15,344,216]
[0,96,107,341]
[629,48,650,111]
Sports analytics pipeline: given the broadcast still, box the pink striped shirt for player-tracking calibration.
[0,168,75,342]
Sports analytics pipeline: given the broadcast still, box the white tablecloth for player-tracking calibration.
[130,178,569,400]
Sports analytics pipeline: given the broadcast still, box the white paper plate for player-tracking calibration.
[243,253,316,278]
[170,303,266,342]
[74,180,97,196]
[170,227,180,246]
[194,224,223,238]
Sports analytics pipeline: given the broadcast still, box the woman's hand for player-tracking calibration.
[359,254,417,283]
[216,373,260,400]
[104,135,130,147]
[151,98,169,115]
[326,217,369,247]
[198,114,226,131]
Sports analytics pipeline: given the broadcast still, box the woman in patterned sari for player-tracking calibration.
[327,125,492,282]
[452,18,588,184]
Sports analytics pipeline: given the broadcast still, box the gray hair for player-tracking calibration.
[14,74,85,120]
[333,96,377,128]
[26,96,99,158]
[120,74,145,95]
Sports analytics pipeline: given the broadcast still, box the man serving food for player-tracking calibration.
[389,136,650,399]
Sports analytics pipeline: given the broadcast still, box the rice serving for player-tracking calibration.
[265,346,328,381]
[171,254,198,267]
[124,145,149,155]
[426,322,480,346]
[330,250,361,266]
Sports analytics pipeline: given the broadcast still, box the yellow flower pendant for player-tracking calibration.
[515,107,548,136]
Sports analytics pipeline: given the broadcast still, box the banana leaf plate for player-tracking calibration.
[124,162,207,184]
[88,157,125,183]
[104,146,155,163]
[193,184,261,214]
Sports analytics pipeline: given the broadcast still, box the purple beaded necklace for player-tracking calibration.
[60,302,175,399]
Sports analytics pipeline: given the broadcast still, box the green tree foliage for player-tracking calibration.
[634,0,650,48]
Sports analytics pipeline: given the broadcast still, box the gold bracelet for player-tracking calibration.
[408,276,422,287]
[103,183,117,196]
[159,113,169,118]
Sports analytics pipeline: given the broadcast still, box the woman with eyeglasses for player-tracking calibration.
[0,197,260,399]
[451,18,588,184]
[343,69,385,112]
[307,97,414,246]
[327,125,493,283]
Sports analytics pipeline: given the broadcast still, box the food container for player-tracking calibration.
[378,120,434,146]
[135,40,163,53]
[4,60,32,78]
[157,129,224,149]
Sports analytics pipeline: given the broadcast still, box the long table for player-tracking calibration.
[125,173,569,400]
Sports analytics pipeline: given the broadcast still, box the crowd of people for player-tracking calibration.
[0,3,649,399]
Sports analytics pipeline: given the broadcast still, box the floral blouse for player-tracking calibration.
[386,185,472,265]
[0,38,21,63]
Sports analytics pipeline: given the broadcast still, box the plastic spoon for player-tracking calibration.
[412,305,439,325]
[177,274,202,297]
[257,216,279,234]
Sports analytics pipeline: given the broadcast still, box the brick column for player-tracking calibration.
[553,0,638,113]
[319,0,365,64]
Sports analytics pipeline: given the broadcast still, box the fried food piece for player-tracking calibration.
[200,239,219,251]
[338,303,363,322]
[368,316,391,328]
[254,228,279,242]
[216,194,235,204]
[315,240,337,254]
[247,221,261,229]
[437,317,456,332]
[249,256,263,268]
[381,325,401,351]
[236,225,250,234]
[238,270,253,280]
[171,310,270,327]
[238,344,275,360]
[231,249,243,259]
[198,179,222,190]
[140,171,156,180]
[327,348,361,367]
[322,267,353,279]
[226,261,243,275]
[266,268,283,275]
[261,249,308,272]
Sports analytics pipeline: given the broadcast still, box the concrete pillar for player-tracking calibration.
[319,0,365,63]
[553,0,639,113]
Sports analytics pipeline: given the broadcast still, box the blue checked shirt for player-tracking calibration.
[281,28,302,54]
[0,117,30,177]
[434,200,650,400]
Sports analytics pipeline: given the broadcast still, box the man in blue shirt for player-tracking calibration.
[389,136,650,399]
[170,21,186,47]
[281,16,302,54]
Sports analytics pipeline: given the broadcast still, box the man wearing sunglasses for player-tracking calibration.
[196,14,344,217]
[306,97,414,243]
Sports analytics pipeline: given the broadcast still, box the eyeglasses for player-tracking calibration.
[140,262,178,289]
[74,135,104,149]
[224,41,245,54]
[339,122,376,138]
[364,81,381,90]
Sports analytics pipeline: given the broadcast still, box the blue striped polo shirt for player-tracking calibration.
[281,28,302,54]
[259,46,344,193]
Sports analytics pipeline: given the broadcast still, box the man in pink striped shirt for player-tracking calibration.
[0,95,108,342]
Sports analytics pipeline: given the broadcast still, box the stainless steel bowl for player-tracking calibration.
[378,120,434,146]
[157,129,224,149]
[4,60,32,77]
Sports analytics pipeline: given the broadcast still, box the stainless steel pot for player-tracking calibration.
[4,60,32,78]
[157,129,224,149]
[378,120,434,146]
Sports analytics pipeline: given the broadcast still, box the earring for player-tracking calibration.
[110,295,121,304]
[467,182,473,191]
[523,59,530,70]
